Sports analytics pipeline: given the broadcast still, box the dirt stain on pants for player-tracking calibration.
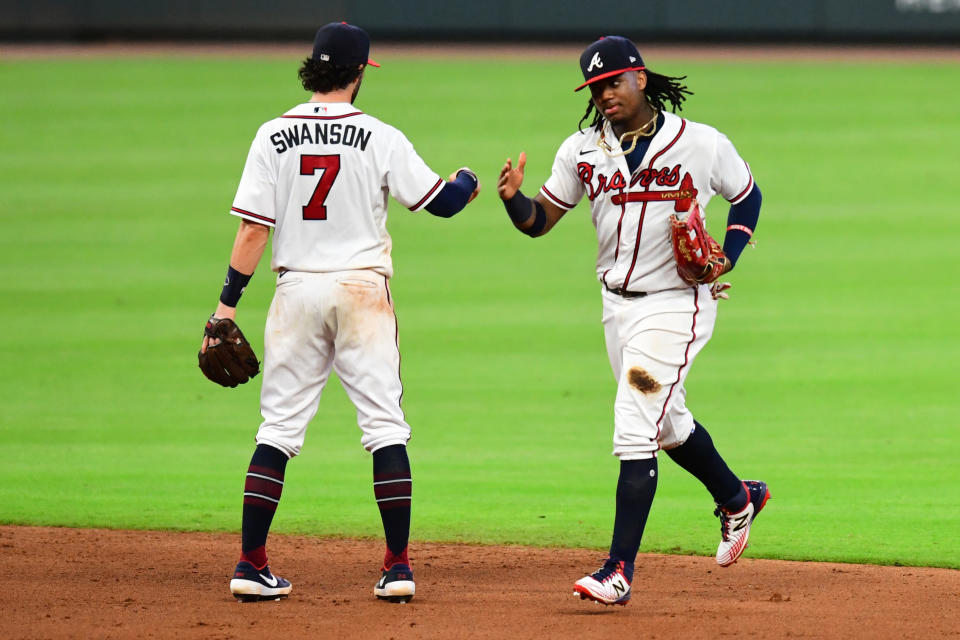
[628,367,662,394]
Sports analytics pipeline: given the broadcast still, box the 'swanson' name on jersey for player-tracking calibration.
[270,122,372,154]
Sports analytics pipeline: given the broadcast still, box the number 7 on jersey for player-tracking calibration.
[300,154,341,220]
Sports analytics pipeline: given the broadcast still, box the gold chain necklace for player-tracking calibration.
[598,110,659,158]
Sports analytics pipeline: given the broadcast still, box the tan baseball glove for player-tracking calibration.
[669,201,731,285]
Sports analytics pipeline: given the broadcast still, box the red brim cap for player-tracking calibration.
[367,58,381,68]
[574,65,645,92]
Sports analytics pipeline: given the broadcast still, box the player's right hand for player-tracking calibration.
[497,151,526,201]
[710,281,732,300]
[449,167,481,204]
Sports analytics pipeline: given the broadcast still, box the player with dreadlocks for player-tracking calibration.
[496,36,767,606]
[578,68,692,133]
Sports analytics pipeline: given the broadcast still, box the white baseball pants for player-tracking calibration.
[601,284,718,460]
[255,270,410,457]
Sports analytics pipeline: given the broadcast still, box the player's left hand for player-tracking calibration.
[670,202,731,286]
[198,315,260,388]
[200,303,237,353]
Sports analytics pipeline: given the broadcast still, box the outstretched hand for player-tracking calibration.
[497,151,526,201]
[448,168,481,205]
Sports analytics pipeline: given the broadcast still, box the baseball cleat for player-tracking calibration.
[715,480,770,567]
[229,561,292,602]
[573,559,631,606]
[375,563,415,603]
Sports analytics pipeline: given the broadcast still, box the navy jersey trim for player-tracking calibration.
[409,178,444,211]
[540,185,575,210]
[727,167,754,203]
[230,206,276,225]
[280,112,364,120]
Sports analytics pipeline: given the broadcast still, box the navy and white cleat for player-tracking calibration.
[229,561,292,602]
[374,563,415,603]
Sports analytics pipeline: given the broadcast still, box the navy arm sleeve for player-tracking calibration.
[424,170,478,218]
[723,184,762,267]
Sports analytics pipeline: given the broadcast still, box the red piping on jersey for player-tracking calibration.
[727,169,754,203]
[613,191,627,261]
[621,119,686,290]
[409,178,443,211]
[541,186,575,209]
[654,286,700,446]
[280,112,363,120]
[231,206,275,224]
[610,188,696,205]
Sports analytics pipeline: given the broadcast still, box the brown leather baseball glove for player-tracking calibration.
[198,316,260,388]
[669,201,731,285]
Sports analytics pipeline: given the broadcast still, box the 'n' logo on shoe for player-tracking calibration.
[731,513,750,532]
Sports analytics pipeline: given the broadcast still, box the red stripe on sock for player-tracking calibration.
[245,476,284,499]
[377,499,411,510]
[241,546,268,569]
[384,547,409,570]
[248,465,284,480]
[374,482,412,499]
[243,495,279,509]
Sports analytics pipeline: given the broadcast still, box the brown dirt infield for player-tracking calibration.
[5,526,958,639]
[3,39,959,638]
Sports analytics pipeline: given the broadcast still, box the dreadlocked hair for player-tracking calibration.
[577,69,693,133]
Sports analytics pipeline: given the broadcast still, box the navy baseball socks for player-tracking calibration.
[372,444,415,603]
[666,421,770,565]
[574,458,657,606]
[231,443,292,602]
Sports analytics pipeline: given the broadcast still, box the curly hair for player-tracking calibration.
[298,57,363,93]
[578,69,693,133]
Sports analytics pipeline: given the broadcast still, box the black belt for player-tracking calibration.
[605,285,648,299]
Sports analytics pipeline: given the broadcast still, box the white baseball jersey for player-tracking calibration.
[230,102,444,277]
[539,111,753,294]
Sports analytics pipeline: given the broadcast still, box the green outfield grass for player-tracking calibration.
[1,52,957,568]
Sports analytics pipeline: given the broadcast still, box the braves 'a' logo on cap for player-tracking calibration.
[587,52,603,72]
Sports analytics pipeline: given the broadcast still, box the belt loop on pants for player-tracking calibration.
[605,285,648,299]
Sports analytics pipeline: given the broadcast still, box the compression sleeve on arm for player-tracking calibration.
[723,184,762,267]
[503,191,547,237]
[424,170,478,218]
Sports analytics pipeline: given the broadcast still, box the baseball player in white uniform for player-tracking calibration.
[497,36,768,606]
[203,22,480,604]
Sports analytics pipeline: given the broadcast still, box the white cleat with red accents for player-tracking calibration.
[573,559,631,606]
[715,480,770,567]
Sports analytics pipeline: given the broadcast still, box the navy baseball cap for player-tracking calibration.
[575,36,645,91]
[311,22,380,68]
